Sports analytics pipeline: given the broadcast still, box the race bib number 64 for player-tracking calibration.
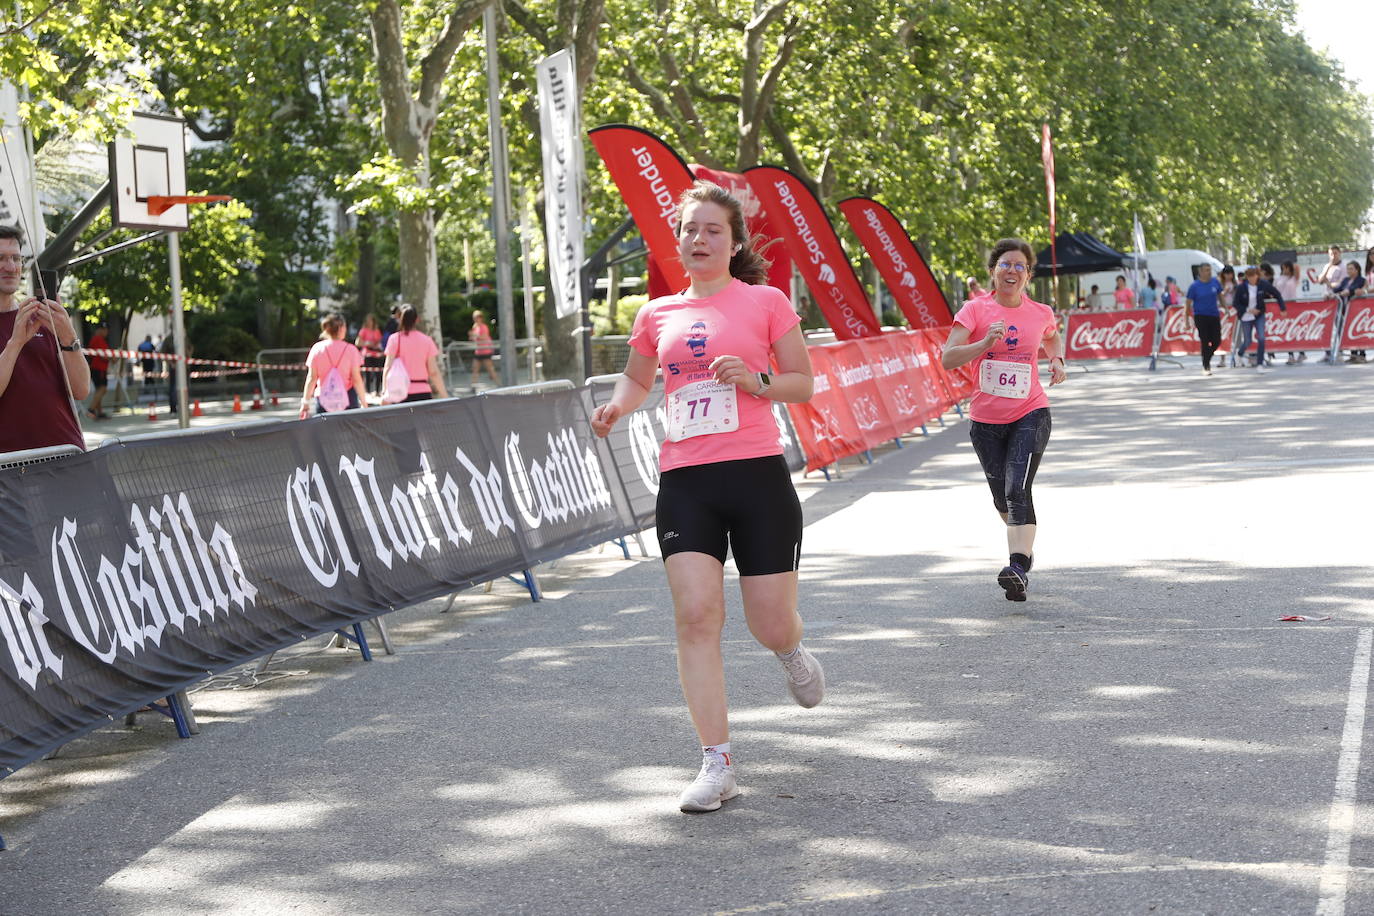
[667,378,739,442]
[979,357,1031,399]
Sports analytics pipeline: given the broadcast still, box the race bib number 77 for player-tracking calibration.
[666,378,738,442]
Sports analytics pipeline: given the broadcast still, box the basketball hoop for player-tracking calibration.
[146,195,233,216]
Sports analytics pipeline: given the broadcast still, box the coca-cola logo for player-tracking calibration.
[1346,307,1374,341]
[1268,308,1332,343]
[1069,318,1148,352]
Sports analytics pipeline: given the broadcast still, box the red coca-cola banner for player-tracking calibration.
[588,124,695,294]
[824,339,904,446]
[786,346,868,471]
[1064,309,1155,360]
[1263,300,1339,351]
[745,166,881,340]
[1340,296,1374,350]
[837,197,952,329]
[1159,306,1237,355]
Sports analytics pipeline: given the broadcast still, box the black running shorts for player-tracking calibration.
[654,454,802,576]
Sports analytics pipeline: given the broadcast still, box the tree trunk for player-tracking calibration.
[356,213,376,319]
[397,204,443,349]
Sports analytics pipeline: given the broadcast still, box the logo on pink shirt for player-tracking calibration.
[686,321,710,358]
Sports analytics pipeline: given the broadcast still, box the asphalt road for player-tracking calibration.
[2,357,1370,915]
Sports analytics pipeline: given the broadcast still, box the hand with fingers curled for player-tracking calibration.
[6,299,43,351]
[709,354,762,394]
[982,320,1006,350]
[590,402,622,438]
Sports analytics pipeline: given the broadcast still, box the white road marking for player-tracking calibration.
[1316,627,1374,916]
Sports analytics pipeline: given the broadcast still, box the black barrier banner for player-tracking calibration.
[584,377,668,529]
[0,390,635,774]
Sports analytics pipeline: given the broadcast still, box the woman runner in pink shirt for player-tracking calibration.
[591,181,820,814]
[942,238,1067,602]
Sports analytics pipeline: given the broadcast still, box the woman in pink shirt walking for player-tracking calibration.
[942,239,1067,602]
[299,313,367,418]
[383,305,448,403]
[591,181,820,814]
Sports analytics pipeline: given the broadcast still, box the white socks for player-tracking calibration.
[702,741,733,767]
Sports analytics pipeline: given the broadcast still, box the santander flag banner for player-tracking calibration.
[690,164,793,293]
[838,197,952,329]
[745,166,881,339]
[1064,310,1154,360]
[1340,297,1374,350]
[1160,306,1236,355]
[1263,300,1340,351]
[589,124,695,293]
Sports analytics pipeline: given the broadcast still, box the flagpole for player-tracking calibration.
[1041,124,1058,308]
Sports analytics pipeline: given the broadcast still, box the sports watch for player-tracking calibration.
[755,371,772,395]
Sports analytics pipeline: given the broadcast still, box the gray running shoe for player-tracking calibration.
[678,756,739,812]
[779,645,826,708]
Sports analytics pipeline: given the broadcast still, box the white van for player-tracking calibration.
[1076,249,1224,307]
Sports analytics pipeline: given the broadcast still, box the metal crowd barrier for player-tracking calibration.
[0,444,84,469]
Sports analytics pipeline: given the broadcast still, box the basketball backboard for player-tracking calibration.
[109,112,188,231]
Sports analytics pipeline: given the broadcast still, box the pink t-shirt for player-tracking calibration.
[952,293,1058,425]
[384,330,439,394]
[629,278,800,472]
[356,326,382,354]
[1113,287,1134,308]
[308,338,363,394]
[470,321,494,357]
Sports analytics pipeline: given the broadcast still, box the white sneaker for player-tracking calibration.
[779,645,826,708]
[1256,365,1269,374]
[678,756,739,812]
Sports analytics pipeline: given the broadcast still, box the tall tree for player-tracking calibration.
[368,0,488,349]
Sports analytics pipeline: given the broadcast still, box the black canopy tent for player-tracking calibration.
[1033,232,1143,278]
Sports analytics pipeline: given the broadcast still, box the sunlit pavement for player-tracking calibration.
[4,359,1372,915]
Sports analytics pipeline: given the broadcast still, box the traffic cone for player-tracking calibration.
[146,400,157,422]
[250,388,263,410]
[232,394,242,413]
[270,390,279,406]
[192,399,203,418]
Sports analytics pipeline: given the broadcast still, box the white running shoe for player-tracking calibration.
[779,645,826,708]
[678,756,739,812]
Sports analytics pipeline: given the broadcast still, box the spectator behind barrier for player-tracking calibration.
[0,224,90,454]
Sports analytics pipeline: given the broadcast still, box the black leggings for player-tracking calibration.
[969,408,1052,526]
[1194,315,1222,369]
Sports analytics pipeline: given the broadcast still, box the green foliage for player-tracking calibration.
[9,0,1373,357]
[589,293,648,336]
[70,199,259,323]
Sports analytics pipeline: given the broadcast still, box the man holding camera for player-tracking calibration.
[0,225,90,452]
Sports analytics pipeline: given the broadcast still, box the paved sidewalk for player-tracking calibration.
[2,359,1371,915]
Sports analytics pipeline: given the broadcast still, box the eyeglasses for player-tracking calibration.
[0,254,31,267]
[996,261,1028,273]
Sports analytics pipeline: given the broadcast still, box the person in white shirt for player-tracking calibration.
[1271,262,1303,365]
